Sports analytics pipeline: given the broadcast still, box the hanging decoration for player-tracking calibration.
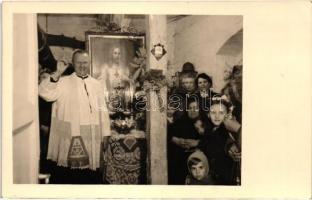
[151,43,167,61]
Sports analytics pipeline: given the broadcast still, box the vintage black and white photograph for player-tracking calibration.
[12,14,243,185]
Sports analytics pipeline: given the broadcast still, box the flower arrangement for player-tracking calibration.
[112,116,136,134]
[130,48,168,112]
[142,69,167,112]
[92,15,144,35]
[130,47,168,91]
[142,69,167,92]
[129,47,147,85]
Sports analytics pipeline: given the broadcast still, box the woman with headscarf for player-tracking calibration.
[167,98,207,184]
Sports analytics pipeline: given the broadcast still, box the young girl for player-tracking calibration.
[201,95,237,185]
[185,150,214,185]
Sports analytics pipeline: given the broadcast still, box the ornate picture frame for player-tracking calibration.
[85,32,145,80]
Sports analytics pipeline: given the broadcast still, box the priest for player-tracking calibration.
[39,50,111,184]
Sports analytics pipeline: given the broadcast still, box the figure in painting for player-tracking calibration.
[99,47,130,92]
[98,46,134,112]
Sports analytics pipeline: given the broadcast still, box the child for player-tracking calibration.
[201,95,238,185]
[185,150,214,185]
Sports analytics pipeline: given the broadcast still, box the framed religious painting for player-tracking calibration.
[86,32,146,109]
[86,33,144,74]
[85,32,148,184]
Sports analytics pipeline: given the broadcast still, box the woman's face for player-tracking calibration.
[182,77,195,93]
[167,105,176,118]
[230,79,242,103]
[198,77,211,91]
[222,87,231,101]
[209,104,227,126]
[187,101,200,119]
[112,48,121,60]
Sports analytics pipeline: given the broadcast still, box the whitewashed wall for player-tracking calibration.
[38,14,97,62]
[167,15,243,92]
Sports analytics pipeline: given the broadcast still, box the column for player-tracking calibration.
[146,15,168,184]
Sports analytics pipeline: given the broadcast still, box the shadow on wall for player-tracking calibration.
[217,29,243,56]
[216,29,243,92]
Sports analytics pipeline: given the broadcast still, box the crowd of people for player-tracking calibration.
[38,48,242,185]
[167,62,242,185]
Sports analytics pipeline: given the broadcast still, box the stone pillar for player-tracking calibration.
[146,15,168,184]
[12,14,39,184]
